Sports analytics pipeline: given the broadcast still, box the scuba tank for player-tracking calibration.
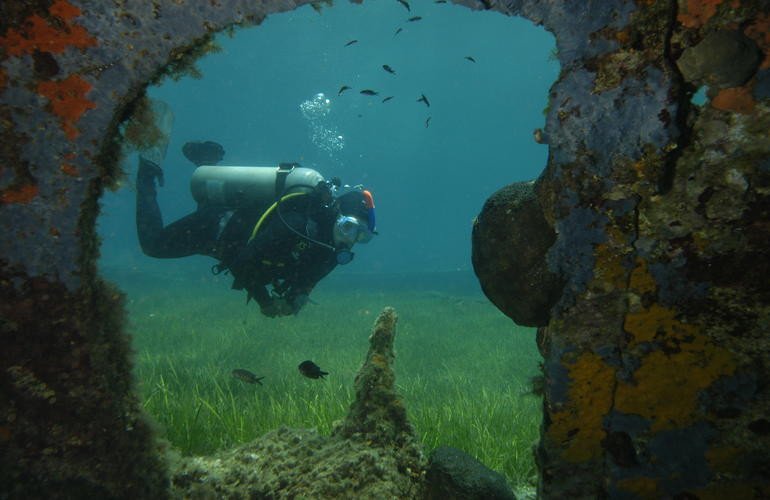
[190,163,325,208]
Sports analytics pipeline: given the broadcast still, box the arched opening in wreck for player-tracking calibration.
[97,0,558,493]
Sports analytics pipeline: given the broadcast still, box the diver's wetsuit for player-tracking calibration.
[136,158,338,314]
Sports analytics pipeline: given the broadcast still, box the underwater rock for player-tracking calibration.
[471,181,564,327]
[426,446,517,500]
[676,30,762,89]
[171,426,422,499]
[170,307,425,499]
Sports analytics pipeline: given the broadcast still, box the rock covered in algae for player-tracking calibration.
[471,181,564,327]
[426,446,517,500]
[170,307,425,499]
[676,30,762,89]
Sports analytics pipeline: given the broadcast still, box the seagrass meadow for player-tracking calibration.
[112,268,542,490]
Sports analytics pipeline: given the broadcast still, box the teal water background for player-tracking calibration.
[98,0,557,279]
[97,1,557,488]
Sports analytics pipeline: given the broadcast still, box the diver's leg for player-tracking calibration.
[135,156,167,256]
[135,157,223,258]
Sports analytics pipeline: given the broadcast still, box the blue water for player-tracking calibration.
[99,0,557,284]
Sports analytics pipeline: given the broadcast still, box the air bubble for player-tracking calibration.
[299,93,345,157]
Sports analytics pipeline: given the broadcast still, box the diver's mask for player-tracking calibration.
[332,215,373,264]
[334,216,373,247]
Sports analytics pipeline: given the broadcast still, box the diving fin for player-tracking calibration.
[182,141,225,167]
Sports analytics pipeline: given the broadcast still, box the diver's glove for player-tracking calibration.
[260,297,294,318]
[137,156,164,188]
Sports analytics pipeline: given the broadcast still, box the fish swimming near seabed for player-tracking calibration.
[298,360,328,379]
[382,64,396,74]
[397,0,410,11]
[344,39,358,46]
[232,368,264,385]
[360,89,379,96]
[338,85,351,95]
[417,93,430,107]
[382,96,394,103]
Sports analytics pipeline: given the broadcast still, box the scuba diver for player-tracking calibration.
[135,139,377,318]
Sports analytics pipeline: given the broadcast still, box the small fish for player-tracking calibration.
[338,85,351,95]
[394,27,403,36]
[417,93,430,107]
[360,89,379,96]
[435,0,447,3]
[382,64,396,74]
[397,0,410,11]
[299,360,328,379]
[382,96,394,103]
[464,56,476,63]
[425,116,431,128]
[344,39,358,47]
[232,368,264,385]
[408,16,422,22]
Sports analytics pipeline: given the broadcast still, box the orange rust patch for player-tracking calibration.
[60,163,78,176]
[49,0,83,21]
[712,86,756,114]
[37,75,96,140]
[0,1,97,57]
[677,0,724,29]
[0,184,39,204]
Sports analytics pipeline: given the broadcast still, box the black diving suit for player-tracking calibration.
[135,158,338,317]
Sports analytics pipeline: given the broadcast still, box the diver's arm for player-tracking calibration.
[230,215,299,317]
[227,243,271,307]
[282,253,337,313]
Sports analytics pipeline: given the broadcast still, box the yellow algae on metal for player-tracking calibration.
[628,258,657,296]
[618,305,736,431]
[594,242,626,290]
[616,476,659,498]
[623,303,694,345]
[593,225,633,291]
[705,445,742,474]
[547,352,616,462]
[594,242,628,291]
[692,482,756,500]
